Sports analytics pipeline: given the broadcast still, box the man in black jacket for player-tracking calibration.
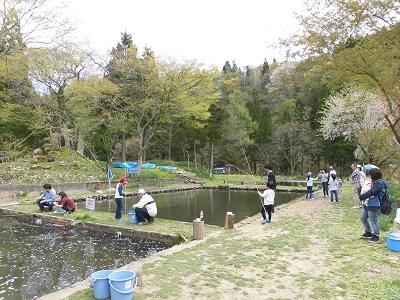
[264,164,276,192]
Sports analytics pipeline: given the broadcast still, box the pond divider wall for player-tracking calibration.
[0,208,184,245]
[0,178,186,194]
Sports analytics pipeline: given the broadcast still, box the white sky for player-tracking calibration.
[63,0,303,69]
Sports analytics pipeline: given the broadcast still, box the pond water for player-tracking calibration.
[0,218,172,300]
[79,189,301,227]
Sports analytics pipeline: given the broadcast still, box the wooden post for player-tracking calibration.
[224,212,235,229]
[193,219,204,240]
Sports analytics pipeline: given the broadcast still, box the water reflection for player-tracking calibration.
[0,218,171,300]
[79,189,300,227]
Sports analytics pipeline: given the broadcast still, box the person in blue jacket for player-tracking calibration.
[35,184,57,212]
[359,168,388,243]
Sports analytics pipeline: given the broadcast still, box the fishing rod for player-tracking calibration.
[220,159,258,178]
[238,141,268,218]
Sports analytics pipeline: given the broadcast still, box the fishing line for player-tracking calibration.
[239,140,268,217]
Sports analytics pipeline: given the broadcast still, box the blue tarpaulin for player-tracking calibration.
[113,162,138,168]
[142,163,156,169]
[159,166,178,171]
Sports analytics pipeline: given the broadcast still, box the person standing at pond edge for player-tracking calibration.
[306,172,319,200]
[264,164,276,192]
[320,168,329,198]
[357,165,367,195]
[53,191,76,214]
[258,181,275,224]
[35,183,56,212]
[328,174,339,204]
[350,163,361,208]
[114,176,128,222]
[359,168,387,243]
[329,166,337,180]
[132,188,157,225]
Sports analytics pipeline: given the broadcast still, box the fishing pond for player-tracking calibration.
[79,189,302,226]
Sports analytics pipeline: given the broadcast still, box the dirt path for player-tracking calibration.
[130,190,363,300]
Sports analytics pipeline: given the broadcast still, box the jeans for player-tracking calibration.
[115,198,123,220]
[36,199,54,212]
[135,207,151,223]
[261,204,274,221]
[330,190,338,203]
[306,186,313,199]
[322,182,328,196]
[360,207,380,236]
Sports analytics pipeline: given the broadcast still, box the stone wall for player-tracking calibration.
[0,178,185,194]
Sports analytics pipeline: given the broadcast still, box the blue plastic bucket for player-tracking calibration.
[90,270,114,299]
[108,270,137,300]
[128,211,137,224]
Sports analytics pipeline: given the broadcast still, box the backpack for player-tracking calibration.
[379,188,392,215]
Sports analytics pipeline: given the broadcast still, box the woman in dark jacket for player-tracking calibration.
[54,191,76,214]
[359,168,388,243]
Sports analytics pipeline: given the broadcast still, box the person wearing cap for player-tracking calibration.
[35,183,57,212]
[329,166,337,180]
[114,176,128,222]
[132,188,157,225]
[53,191,76,214]
[305,172,319,200]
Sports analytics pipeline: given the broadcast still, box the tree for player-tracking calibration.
[283,0,400,145]
[204,102,229,176]
[319,86,397,165]
[107,33,220,172]
[0,0,76,58]
[222,61,231,73]
[27,45,88,149]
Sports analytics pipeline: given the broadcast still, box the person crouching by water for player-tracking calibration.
[132,188,157,225]
[358,168,388,243]
[36,183,56,212]
[115,176,128,222]
[53,191,76,214]
[258,181,275,225]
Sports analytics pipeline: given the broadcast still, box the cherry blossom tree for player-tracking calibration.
[319,87,397,164]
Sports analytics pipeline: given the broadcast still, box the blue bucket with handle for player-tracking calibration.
[128,211,138,224]
[108,270,137,300]
[90,270,114,299]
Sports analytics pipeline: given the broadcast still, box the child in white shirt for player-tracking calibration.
[329,174,339,203]
[258,181,275,225]
[306,172,319,200]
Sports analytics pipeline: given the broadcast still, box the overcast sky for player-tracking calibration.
[63,0,304,69]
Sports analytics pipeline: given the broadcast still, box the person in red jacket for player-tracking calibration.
[54,191,76,214]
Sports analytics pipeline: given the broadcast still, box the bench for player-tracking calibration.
[0,151,10,163]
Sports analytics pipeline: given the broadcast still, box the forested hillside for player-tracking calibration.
[0,0,399,178]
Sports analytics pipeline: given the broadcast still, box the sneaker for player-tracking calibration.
[137,221,148,226]
[267,220,271,223]
[360,231,373,239]
[148,217,155,223]
[261,219,268,225]
[115,218,125,223]
[369,235,379,243]
[330,201,334,204]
